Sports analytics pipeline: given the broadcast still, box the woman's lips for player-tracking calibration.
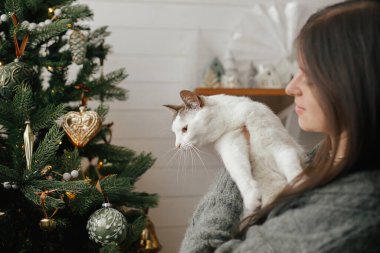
[295,105,305,114]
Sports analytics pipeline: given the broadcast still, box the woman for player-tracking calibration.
[180,0,380,252]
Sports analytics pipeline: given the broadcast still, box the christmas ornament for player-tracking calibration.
[0,210,5,221]
[39,218,57,232]
[2,182,11,189]
[201,68,221,88]
[87,203,128,245]
[24,121,35,170]
[139,216,162,252]
[0,14,8,22]
[62,106,102,148]
[247,61,258,87]
[69,30,87,65]
[62,172,71,181]
[201,57,224,88]
[38,190,59,232]
[62,170,79,181]
[65,191,76,201]
[221,50,240,88]
[0,59,37,93]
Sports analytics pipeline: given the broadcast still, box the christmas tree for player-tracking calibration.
[0,1,159,252]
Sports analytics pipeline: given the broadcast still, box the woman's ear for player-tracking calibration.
[180,90,203,109]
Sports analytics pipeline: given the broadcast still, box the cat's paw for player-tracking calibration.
[243,189,262,212]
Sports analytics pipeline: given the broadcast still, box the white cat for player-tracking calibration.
[165,90,304,211]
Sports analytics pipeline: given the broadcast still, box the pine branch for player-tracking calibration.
[82,144,137,164]
[5,0,24,21]
[119,153,156,182]
[31,124,64,172]
[123,214,147,251]
[69,187,103,215]
[96,103,109,122]
[22,185,66,210]
[12,84,34,125]
[31,179,89,192]
[74,60,98,84]
[61,4,93,21]
[29,19,72,48]
[60,148,81,173]
[100,175,133,194]
[88,26,110,46]
[100,243,121,253]
[0,100,14,129]
[23,0,43,11]
[0,164,20,181]
[90,68,128,102]
[112,192,159,209]
[31,104,66,131]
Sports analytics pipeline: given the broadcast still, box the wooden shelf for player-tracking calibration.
[194,87,287,96]
[194,87,292,114]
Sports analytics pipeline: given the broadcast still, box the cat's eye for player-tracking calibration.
[182,126,188,133]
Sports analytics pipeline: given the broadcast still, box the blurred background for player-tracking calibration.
[78,0,341,252]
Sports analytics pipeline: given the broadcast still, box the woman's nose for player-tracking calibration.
[285,71,302,96]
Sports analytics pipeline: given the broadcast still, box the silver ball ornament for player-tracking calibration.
[62,172,71,181]
[29,23,37,30]
[0,14,8,22]
[86,203,128,245]
[70,170,79,178]
[2,182,11,189]
[54,9,62,17]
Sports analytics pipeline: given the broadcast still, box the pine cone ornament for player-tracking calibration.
[69,30,87,65]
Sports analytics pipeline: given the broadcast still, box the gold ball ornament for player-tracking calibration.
[87,203,128,245]
[62,106,102,148]
[39,218,57,231]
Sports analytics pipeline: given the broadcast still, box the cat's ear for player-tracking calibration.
[180,90,204,109]
[163,104,183,115]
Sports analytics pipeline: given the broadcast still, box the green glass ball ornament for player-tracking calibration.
[87,203,128,245]
[0,59,37,94]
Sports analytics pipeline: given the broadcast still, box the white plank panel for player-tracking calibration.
[103,54,186,83]
[106,82,188,110]
[149,196,202,227]
[106,109,174,139]
[80,1,245,30]
[153,226,187,253]
[106,27,197,56]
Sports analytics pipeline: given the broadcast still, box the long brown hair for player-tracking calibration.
[239,0,380,234]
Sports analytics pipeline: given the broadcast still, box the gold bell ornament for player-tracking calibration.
[39,218,57,232]
[139,215,162,252]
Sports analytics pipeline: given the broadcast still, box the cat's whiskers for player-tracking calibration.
[180,142,209,175]
[189,145,209,174]
[163,147,181,169]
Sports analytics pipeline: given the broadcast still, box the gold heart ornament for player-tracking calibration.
[62,106,102,148]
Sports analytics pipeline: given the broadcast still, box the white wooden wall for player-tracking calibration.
[78,0,340,252]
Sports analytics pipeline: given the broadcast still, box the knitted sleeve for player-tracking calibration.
[214,170,380,253]
[179,168,243,253]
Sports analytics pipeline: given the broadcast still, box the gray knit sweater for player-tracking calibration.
[179,167,380,252]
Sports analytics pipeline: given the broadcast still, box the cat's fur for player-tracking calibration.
[165,90,304,211]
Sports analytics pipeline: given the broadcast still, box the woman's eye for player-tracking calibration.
[182,126,188,133]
